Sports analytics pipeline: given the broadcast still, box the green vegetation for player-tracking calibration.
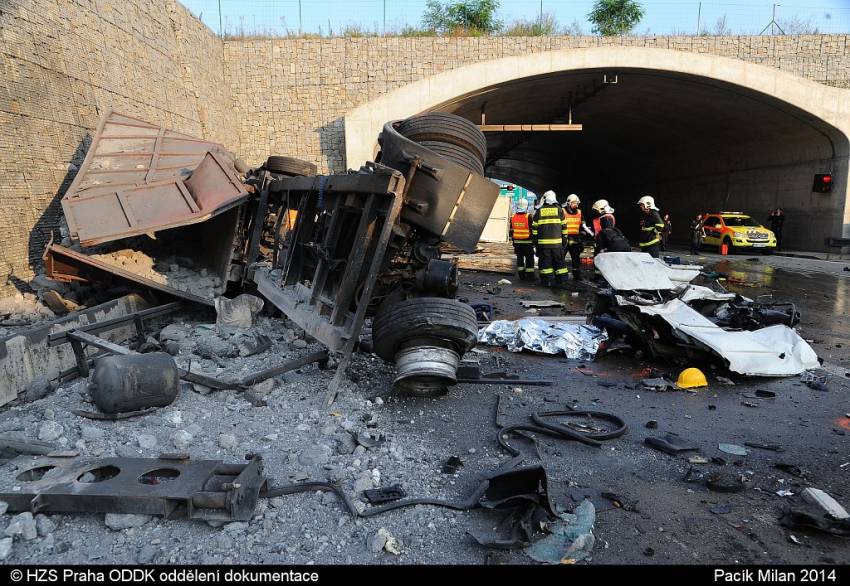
[213,0,817,40]
[587,0,644,36]
[422,0,502,35]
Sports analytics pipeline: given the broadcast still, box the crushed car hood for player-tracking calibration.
[627,298,819,376]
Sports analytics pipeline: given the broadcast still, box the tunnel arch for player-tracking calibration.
[345,47,850,250]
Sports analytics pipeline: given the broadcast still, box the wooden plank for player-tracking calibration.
[447,253,516,274]
[478,124,583,132]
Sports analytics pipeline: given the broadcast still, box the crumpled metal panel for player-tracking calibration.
[477,319,607,359]
[594,252,676,290]
[629,298,819,376]
[61,110,244,246]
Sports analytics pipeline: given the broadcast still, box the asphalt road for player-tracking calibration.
[432,252,850,564]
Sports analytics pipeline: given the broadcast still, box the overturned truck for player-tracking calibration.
[46,110,499,398]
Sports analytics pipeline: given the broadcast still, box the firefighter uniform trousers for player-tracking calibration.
[563,208,583,271]
[509,212,535,278]
[532,204,569,285]
[639,210,665,258]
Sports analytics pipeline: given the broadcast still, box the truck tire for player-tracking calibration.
[417,140,485,176]
[371,297,478,362]
[397,113,487,164]
[265,156,317,177]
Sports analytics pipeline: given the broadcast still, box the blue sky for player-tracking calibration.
[180,0,850,36]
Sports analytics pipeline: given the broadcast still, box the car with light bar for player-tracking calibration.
[701,212,777,254]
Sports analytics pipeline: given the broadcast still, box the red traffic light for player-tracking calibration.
[813,174,833,193]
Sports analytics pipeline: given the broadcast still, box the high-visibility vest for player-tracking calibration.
[564,208,582,237]
[592,213,615,238]
[532,204,567,247]
[510,213,532,243]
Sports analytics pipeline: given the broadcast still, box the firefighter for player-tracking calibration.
[532,190,570,288]
[591,199,616,245]
[637,195,665,258]
[509,199,535,281]
[591,199,630,254]
[561,194,584,279]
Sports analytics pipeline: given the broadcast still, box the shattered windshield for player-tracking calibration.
[723,216,761,227]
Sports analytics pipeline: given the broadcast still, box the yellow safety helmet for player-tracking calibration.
[676,368,708,389]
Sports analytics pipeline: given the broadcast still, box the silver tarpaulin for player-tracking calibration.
[477,319,607,359]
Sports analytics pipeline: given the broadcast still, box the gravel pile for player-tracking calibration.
[0,306,509,564]
[90,249,221,299]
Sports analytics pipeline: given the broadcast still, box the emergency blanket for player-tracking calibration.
[629,299,819,376]
[477,319,607,359]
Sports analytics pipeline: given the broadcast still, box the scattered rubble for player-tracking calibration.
[89,249,222,299]
[105,514,151,531]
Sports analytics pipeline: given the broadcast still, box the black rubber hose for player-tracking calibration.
[261,479,490,519]
[261,481,360,517]
[532,410,629,441]
[498,423,602,455]
[498,410,629,455]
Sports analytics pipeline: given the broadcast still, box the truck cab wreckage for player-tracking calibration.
[44,110,499,401]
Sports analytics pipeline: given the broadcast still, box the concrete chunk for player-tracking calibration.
[801,487,849,519]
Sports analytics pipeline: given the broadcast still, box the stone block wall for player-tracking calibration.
[224,34,850,174]
[0,0,235,295]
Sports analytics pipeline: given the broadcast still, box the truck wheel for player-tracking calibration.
[371,297,478,363]
[397,113,487,164]
[417,140,485,176]
[265,156,317,177]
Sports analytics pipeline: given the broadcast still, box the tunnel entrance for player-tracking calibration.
[345,49,850,252]
[437,69,848,251]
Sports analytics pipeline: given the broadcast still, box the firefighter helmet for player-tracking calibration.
[566,194,580,205]
[515,199,529,212]
[543,190,558,205]
[637,195,659,211]
[592,199,614,215]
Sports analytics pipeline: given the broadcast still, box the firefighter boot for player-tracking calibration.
[553,274,571,290]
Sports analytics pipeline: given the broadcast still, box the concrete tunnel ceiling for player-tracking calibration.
[432,69,848,248]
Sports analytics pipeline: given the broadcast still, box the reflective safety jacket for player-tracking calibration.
[592,213,615,240]
[509,212,532,244]
[532,204,568,248]
[564,207,582,240]
[639,210,665,248]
